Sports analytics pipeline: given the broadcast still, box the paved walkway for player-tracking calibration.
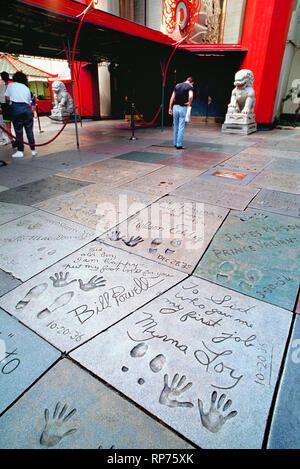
[0,118,299,450]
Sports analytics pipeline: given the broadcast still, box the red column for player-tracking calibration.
[241,0,295,124]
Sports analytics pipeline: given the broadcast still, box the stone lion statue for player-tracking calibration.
[222,69,257,134]
[51,81,73,120]
[227,69,256,115]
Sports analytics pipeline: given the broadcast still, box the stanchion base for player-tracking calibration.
[129,136,138,141]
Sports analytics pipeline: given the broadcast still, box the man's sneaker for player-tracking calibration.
[31,150,38,157]
[12,151,24,158]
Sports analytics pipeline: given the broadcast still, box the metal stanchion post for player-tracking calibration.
[36,105,43,133]
[129,102,137,141]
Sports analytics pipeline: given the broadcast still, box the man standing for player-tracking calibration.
[168,76,194,149]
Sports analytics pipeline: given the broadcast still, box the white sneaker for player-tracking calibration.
[12,151,24,158]
[0,141,6,145]
[31,150,38,157]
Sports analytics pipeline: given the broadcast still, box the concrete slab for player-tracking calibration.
[238,147,300,160]
[217,152,273,172]
[0,241,186,352]
[71,277,292,449]
[249,189,300,218]
[159,150,231,170]
[15,150,111,172]
[58,159,162,185]
[0,176,92,206]
[0,359,194,449]
[267,315,300,448]
[173,178,260,210]
[0,308,60,414]
[264,158,300,175]
[0,269,22,297]
[120,166,201,197]
[198,167,257,186]
[194,208,300,311]
[159,140,247,154]
[0,164,57,189]
[100,195,229,274]
[115,151,172,163]
[0,211,95,281]
[80,142,146,156]
[252,171,300,194]
[36,185,160,233]
[0,202,36,225]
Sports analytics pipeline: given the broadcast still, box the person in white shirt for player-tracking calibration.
[5,71,37,158]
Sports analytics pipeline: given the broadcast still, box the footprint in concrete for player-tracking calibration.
[149,354,166,373]
[15,283,48,310]
[130,342,148,357]
[149,238,163,254]
[216,261,235,282]
[37,291,74,319]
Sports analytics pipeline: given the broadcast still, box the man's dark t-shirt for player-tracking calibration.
[174,82,194,106]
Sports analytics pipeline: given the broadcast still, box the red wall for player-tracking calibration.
[241,0,295,123]
[72,62,100,117]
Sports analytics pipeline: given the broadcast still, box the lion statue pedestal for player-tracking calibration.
[222,69,257,135]
[51,81,74,123]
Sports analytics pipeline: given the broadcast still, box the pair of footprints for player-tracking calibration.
[216,262,262,291]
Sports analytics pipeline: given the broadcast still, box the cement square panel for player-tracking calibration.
[263,157,300,175]
[238,147,300,160]
[0,164,57,189]
[0,269,22,297]
[0,309,60,414]
[149,145,179,155]
[80,142,146,156]
[159,140,246,154]
[120,166,201,196]
[267,315,300,448]
[0,176,92,205]
[15,150,111,172]
[198,167,257,186]
[0,359,194,449]
[0,241,186,352]
[100,195,229,274]
[58,158,162,185]
[217,152,273,172]
[0,211,95,281]
[194,208,300,311]
[252,170,300,194]
[115,151,172,163]
[71,277,292,449]
[35,185,161,233]
[296,296,300,315]
[159,149,231,170]
[0,202,37,225]
[174,178,260,211]
[249,189,300,218]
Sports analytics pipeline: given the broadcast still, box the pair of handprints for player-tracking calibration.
[159,373,237,433]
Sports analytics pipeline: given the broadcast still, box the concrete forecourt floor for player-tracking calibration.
[0,117,299,450]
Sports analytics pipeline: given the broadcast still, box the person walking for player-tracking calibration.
[0,71,13,145]
[168,76,194,150]
[5,71,37,158]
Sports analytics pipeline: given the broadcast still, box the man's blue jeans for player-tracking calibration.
[173,105,187,148]
[10,102,35,152]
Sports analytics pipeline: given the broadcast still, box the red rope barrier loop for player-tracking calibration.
[0,112,73,147]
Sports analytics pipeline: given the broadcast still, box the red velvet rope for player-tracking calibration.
[0,112,72,147]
